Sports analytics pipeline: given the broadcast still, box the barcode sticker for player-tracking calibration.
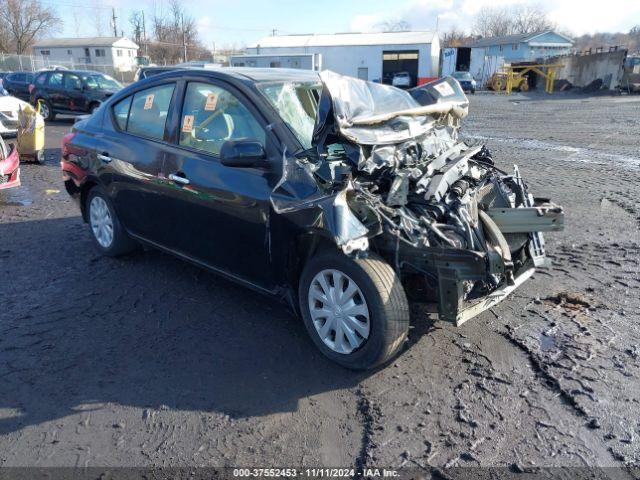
[182,115,194,132]
[143,94,154,110]
[204,93,218,110]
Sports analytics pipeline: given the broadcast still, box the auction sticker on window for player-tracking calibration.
[143,94,155,110]
[204,93,218,110]
[182,115,195,133]
[433,82,455,97]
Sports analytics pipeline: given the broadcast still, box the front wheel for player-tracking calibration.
[38,99,55,121]
[299,251,409,370]
[86,186,137,256]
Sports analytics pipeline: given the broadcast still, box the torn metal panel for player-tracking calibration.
[485,205,564,233]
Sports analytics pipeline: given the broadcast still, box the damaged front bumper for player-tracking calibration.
[267,71,564,327]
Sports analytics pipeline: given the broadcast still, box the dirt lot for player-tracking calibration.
[1,92,639,471]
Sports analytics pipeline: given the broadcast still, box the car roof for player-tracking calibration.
[37,69,110,75]
[163,67,321,84]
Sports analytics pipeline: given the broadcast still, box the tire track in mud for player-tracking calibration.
[354,388,376,471]
[499,330,589,418]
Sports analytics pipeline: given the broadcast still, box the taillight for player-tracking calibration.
[28,84,34,94]
[61,132,76,160]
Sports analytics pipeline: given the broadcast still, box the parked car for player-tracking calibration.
[60,69,563,369]
[451,71,477,93]
[29,70,122,121]
[0,135,20,190]
[0,90,32,135]
[391,71,411,88]
[3,71,35,100]
[0,71,11,86]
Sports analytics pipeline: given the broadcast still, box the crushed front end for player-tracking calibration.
[270,72,564,325]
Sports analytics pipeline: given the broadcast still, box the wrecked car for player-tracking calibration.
[0,135,20,190]
[60,68,563,369]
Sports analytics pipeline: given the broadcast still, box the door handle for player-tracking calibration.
[169,173,190,185]
[97,152,111,163]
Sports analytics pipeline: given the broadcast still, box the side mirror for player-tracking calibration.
[220,139,266,168]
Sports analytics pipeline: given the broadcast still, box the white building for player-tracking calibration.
[31,37,140,72]
[231,31,440,87]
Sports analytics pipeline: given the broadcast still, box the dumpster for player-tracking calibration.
[17,102,45,163]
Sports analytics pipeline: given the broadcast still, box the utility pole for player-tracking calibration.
[181,13,187,62]
[142,10,148,56]
[272,28,277,36]
[111,8,118,37]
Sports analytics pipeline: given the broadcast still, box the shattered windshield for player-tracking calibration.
[258,81,321,149]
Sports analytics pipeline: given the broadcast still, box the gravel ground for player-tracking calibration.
[1,92,639,471]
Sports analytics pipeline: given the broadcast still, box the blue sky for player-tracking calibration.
[54,0,640,48]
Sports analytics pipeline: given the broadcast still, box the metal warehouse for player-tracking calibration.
[231,31,440,87]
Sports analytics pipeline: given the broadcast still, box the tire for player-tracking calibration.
[35,149,45,164]
[299,250,409,370]
[89,103,100,114]
[38,99,55,121]
[86,186,137,256]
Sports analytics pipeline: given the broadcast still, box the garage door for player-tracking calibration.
[382,50,419,87]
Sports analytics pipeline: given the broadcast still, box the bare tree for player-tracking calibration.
[149,0,206,64]
[472,3,555,38]
[441,26,474,47]
[511,4,555,34]
[0,0,60,54]
[472,7,512,38]
[90,0,108,37]
[573,27,640,54]
[130,11,143,45]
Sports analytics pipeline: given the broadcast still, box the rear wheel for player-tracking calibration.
[89,102,100,114]
[86,186,137,256]
[299,250,409,370]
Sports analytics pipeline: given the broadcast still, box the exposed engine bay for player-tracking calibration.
[269,71,564,325]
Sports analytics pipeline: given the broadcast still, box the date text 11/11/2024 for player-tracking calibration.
[232,468,400,477]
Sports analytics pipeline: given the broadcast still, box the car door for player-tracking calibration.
[97,82,177,242]
[159,80,280,289]
[46,72,65,109]
[63,73,85,111]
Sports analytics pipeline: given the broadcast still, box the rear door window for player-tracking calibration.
[178,82,266,156]
[125,83,175,140]
[64,73,82,91]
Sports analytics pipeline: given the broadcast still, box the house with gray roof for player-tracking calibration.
[467,31,573,62]
[32,37,140,72]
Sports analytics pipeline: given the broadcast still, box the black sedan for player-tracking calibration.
[60,68,561,369]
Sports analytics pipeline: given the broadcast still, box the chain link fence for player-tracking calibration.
[0,53,136,83]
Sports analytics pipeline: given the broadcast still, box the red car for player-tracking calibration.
[0,138,20,189]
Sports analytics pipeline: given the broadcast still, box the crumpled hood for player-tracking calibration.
[315,71,469,145]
